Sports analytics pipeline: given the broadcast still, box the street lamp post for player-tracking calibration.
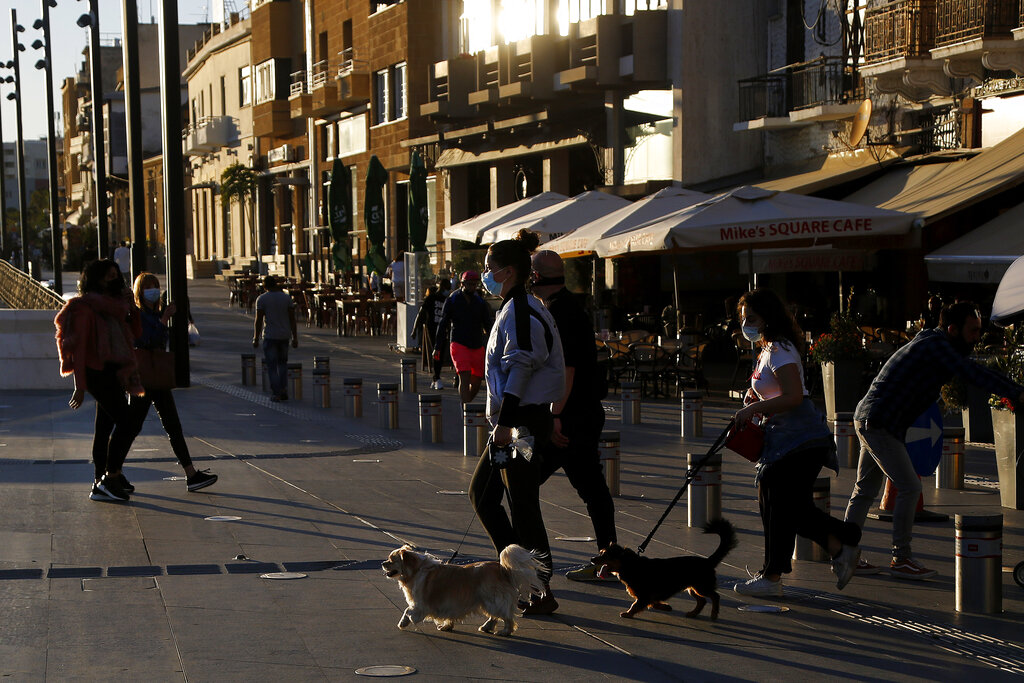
[0,64,8,258]
[33,0,62,294]
[121,0,146,279]
[77,0,110,260]
[8,11,29,275]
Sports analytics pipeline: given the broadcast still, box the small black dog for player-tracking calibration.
[593,518,737,620]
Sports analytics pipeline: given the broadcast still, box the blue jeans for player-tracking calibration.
[263,339,289,398]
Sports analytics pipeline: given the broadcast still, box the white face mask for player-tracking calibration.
[143,288,161,304]
[741,325,762,343]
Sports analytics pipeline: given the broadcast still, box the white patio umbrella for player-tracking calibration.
[478,190,631,245]
[544,186,711,258]
[593,185,919,258]
[991,255,1024,326]
[442,191,569,244]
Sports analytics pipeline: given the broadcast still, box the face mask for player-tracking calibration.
[481,270,503,297]
[741,325,762,343]
[143,288,161,304]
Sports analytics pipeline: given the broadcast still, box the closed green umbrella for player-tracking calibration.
[408,150,428,253]
[364,155,389,277]
[328,158,352,272]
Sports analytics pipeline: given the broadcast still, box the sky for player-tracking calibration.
[1,0,219,144]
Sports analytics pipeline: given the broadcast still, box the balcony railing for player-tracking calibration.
[865,0,938,63]
[311,60,330,90]
[934,0,1019,46]
[790,56,852,110]
[336,48,369,77]
[290,70,308,97]
[738,74,787,121]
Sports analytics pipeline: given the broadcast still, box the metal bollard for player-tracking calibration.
[418,394,443,443]
[313,356,330,373]
[834,412,857,468]
[287,362,303,400]
[598,431,621,496]
[687,451,721,528]
[937,427,965,490]
[463,403,488,457]
[621,382,641,425]
[241,353,256,385]
[313,368,330,408]
[794,477,831,562]
[401,358,417,393]
[343,378,363,418]
[377,382,399,430]
[681,390,704,439]
[955,514,1002,614]
[260,358,269,393]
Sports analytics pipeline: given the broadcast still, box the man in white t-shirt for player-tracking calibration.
[387,251,405,300]
[113,242,131,279]
[252,276,298,402]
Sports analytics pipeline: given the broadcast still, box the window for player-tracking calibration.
[239,65,252,107]
[220,76,226,115]
[338,114,367,156]
[254,60,276,104]
[372,63,407,126]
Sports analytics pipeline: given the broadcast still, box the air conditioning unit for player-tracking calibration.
[267,144,294,164]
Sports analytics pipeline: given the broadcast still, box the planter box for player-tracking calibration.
[990,406,1024,510]
[821,360,868,422]
[962,383,994,443]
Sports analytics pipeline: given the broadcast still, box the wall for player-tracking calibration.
[0,310,66,390]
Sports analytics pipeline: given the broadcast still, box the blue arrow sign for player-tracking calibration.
[905,403,943,476]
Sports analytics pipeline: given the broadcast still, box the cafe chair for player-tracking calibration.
[628,342,673,398]
[601,339,633,393]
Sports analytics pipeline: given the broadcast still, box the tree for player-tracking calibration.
[220,163,259,264]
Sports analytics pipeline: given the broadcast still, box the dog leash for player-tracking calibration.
[636,420,734,555]
[446,438,497,565]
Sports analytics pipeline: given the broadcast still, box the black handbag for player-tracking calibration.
[134,348,176,391]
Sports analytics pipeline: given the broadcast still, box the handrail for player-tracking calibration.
[0,259,65,310]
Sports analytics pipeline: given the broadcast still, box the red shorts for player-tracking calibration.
[450,342,485,378]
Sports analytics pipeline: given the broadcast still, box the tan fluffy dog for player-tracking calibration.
[382,544,543,636]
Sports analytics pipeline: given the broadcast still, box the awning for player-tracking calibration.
[755,148,901,195]
[843,162,957,207]
[435,134,589,169]
[738,246,873,274]
[443,192,569,243]
[478,190,631,245]
[845,126,1024,223]
[924,200,1024,283]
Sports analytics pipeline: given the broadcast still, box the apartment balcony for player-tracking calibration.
[310,60,341,116]
[497,34,569,101]
[468,46,502,107]
[253,100,292,138]
[335,49,371,108]
[618,10,668,85]
[557,14,622,89]
[931,0,1024,77]
[182,117,231,156]
[289,71,312,118]
[735,57,859,131]
[862,0,948,96]
[421,57,476,119]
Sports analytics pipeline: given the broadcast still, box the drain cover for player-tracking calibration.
[204,515,241,522]
[260,572,307,580]
[738,605,789,613]
[355,665,416,677]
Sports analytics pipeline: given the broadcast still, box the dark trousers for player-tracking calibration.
[263,338,289,397]
[88,366,142,480]
[468,406,554,582]
[758,446,862,575]
[127,389,193,470]
[538,402,616,550]
[421,326,445,381]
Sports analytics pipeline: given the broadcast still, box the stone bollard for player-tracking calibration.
[834,412,857,468]
[313,368,330,408]
[955,514,1002,614]
[401,358,417,393]
[680,391,704,439]
[794,477,831,562]
[260,358,269,393]
[687,451,721,528]
[621,382,641,425]
[287,363,303,400]
[241,353,256,386]
[418,394,443,443]
[937,427,965,490]
[313,356,330,373]
[343,378,363,418]
[377,382,399,430]
[598,431,621,496]
[463,403,488,457]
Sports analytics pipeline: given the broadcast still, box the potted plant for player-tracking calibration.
[939,376,966,429]
[809,310,871,421]
[989,326,1024,510]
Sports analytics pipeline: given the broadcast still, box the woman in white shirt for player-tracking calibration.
[731,288,861,598]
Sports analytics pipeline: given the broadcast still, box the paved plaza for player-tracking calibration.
[1,279,1023,681]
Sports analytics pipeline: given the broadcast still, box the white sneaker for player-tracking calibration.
[734,575,783,598]
[830,545,860,591]
[434,379,444,389]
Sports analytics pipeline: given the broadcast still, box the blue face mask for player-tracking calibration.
[143,288,161,304]
[741,325,762,343]
[481,270,503,297]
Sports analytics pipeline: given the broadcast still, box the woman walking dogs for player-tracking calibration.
[731,289,862,597]
[469,229,565,615]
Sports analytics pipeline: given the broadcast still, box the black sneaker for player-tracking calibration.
[89,483,117,501]
[187,470,218,492]
[116,473,135,493]
[96,475,130,502]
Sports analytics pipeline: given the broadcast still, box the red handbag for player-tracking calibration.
[725,419,765,463]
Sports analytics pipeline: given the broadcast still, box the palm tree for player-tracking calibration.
[220,163,259,266]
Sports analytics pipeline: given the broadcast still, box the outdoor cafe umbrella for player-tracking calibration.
[442,191,569,244]
[328,158,353,273]
[991,254,1024,326]
[545,186,711,258]
[478,190,631,245]
[408,150,429,253]
[364,155,389,277]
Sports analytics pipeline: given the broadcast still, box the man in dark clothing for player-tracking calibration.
[530,250,617,582]
[435,271,492,402]
[413,280,450,389]
[846,302,1024,580]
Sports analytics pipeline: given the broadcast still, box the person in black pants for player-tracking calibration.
[530,250,617,582]
[412,280,450,389]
